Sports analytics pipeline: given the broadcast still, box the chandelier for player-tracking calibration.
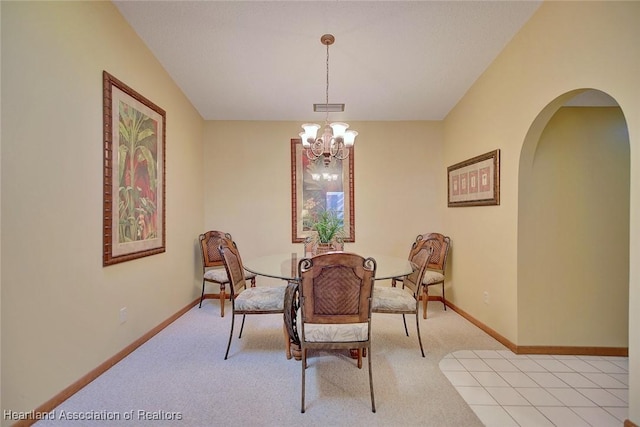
[299,34,357,167]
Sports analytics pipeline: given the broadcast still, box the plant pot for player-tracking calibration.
[315,243,334,255]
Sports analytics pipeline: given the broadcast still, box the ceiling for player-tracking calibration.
[114,1,543,122]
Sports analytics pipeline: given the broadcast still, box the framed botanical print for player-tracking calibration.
[103,71,166,265]
[448,149,500,207]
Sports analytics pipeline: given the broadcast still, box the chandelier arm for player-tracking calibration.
[328,138,350,160]
[310,139,325,157]
[329,138,339,157]
[333,145,350,160]
[305,148,319,161]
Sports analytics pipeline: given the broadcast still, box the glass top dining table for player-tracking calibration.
[243,252,415,281]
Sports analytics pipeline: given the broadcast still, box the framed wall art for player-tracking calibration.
[448,149,500,207]
[103,71,166,266]
[291,139,355,243]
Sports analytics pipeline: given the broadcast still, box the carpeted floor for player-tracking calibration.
[34,300,506,426]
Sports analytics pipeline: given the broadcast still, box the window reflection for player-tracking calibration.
[302,157,344,231]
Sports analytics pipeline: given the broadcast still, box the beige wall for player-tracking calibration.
[443,1,639,422]
[519,107,629,346]
[203,120,445,270]
[1,1,204,417]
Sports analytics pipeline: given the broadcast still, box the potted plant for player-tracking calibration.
[311,209,344,254]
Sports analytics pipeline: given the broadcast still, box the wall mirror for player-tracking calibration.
[291,139,355,243]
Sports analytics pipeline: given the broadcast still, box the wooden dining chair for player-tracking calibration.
[391,233,451,319]
[218,237,286,360]
[372,235,432,357]
[296,252,377,413]
[419,233,451,318]
[199,231,256,317]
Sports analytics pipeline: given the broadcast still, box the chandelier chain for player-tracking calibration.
[325,41,330,124]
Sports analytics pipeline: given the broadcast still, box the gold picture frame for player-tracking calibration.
[448,149,500,207]
[103,71,166,265]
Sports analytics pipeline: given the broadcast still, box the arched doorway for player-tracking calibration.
[517,89,629,351]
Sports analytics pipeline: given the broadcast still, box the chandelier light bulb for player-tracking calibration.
[344,130,358,147]
[301,123,320,147]
[330,122,348,141]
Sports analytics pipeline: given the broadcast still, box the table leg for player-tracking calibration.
[284,324,292,360]
[291,343,302,361]
[349,348,366,360]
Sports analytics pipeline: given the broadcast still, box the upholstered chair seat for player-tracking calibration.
[204,268,256,284]
[234,286,285,312]
[203,269,228,282]
[423,270,445,285]
[296,309,368,342]
[372,287,416,312]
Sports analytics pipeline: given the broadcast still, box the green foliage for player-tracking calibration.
[117,101,158,243]
[312,209,344,243]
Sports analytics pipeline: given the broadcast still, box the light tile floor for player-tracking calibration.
[440,350,628,427]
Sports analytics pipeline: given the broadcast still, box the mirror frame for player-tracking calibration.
[290,138,355,243]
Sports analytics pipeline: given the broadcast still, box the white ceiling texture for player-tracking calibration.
[114,1,544,122]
